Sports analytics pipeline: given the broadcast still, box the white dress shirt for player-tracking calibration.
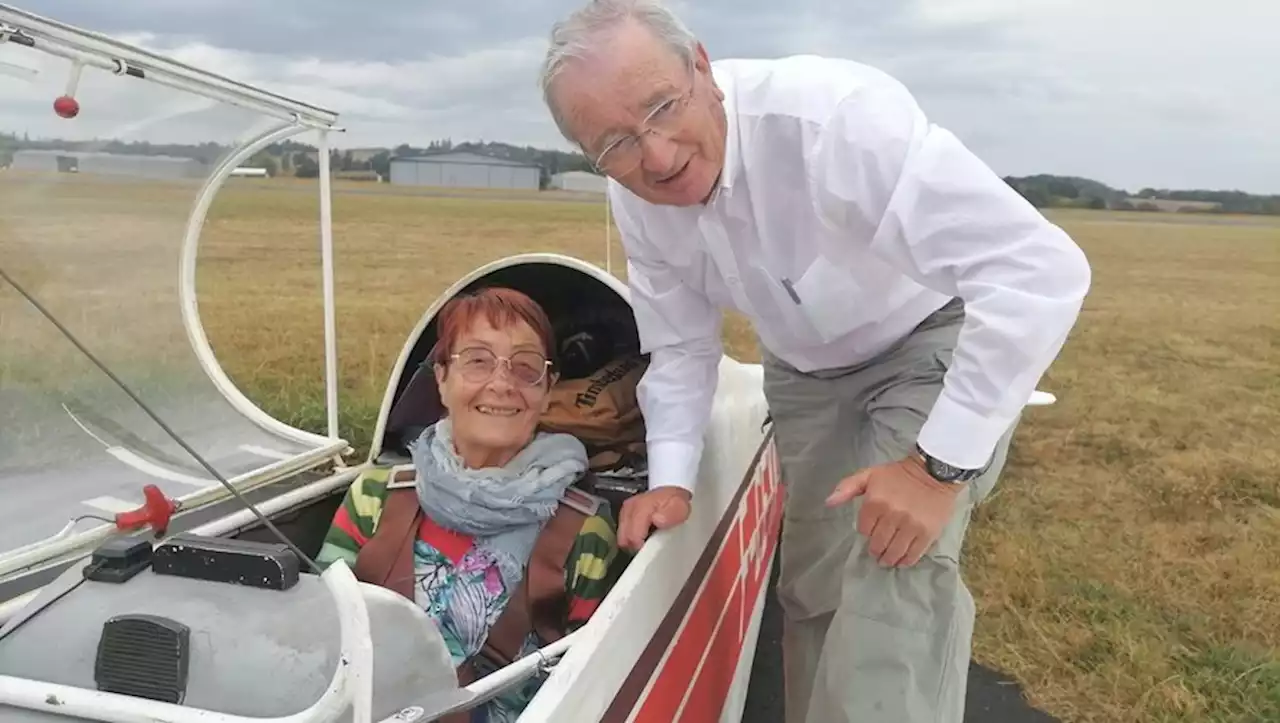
[609,55,1091,495]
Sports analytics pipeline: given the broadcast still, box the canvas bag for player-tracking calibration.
[540,353,648,472]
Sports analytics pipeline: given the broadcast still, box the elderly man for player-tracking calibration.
[539,2,1090,722]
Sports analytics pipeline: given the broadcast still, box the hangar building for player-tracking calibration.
[388,151,541,191]
[549,170,607,193]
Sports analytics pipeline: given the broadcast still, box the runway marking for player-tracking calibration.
[238,444,292,461]
[104,447,211,487]
[81,496,137,514]
[63,403,212,487]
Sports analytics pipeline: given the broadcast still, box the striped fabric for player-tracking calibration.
[316,465,624,719]
[318,465,623,622]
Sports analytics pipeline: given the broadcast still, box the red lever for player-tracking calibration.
[114,485,178,536]
[53,61,83,119]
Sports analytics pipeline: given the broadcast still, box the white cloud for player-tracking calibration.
[3,0,1277,192]
[910,0,1068,28]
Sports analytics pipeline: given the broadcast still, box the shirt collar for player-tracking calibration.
[704,62,741,206]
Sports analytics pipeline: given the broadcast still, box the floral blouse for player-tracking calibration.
[317,466,622,722]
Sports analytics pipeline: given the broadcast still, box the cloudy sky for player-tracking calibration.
[2,0,1276,193]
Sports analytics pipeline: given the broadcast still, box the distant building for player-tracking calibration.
[343,147,387,163]
[1123,196,1223,213]
[388,151,541,191]
[11,149,207,180]
[549,170,607,193]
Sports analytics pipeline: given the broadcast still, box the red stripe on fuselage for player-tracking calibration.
[632,518,742,722]
[679,573,746,722]
[630,442,784,722]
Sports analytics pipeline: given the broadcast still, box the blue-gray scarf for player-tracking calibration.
[407,418,588,590]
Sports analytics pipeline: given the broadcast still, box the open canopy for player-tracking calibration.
[0,5,345,569]
[372,253,642,464]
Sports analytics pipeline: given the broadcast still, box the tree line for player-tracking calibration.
[2,131,1274,212]
[1002,174,1280,215]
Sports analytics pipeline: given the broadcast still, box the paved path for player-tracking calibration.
[743,559,1060,723]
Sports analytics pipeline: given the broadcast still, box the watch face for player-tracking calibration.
[930,459,965,481]
[918,446,979,483]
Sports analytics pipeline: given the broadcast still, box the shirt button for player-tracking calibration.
[726,276,741,286]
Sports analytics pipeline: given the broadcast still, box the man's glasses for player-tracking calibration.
[590,60,697,178]
[449,347,550,387]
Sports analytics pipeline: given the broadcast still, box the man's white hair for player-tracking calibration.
[539,0,698,144]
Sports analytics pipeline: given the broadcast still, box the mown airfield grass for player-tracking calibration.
[2,172,1278,722]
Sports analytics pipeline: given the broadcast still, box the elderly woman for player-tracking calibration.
[316,286,621,722]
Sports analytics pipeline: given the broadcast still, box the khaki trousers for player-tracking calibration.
[761,299,1018,723]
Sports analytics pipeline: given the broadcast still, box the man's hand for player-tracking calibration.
[824,454,964,567]
[617,487,692,551]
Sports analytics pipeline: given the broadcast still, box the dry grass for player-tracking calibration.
[963,209,1280,723]
[2,173,1278,721]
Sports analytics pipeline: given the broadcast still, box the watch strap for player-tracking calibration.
[915,444,987,483]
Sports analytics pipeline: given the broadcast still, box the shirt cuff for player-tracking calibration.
[916,390,1018,470]
[645,439,702,496]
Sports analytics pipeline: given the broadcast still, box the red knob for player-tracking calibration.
[114,485,178,536]
[53,95,79,119]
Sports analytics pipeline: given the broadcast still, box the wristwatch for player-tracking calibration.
[914,444,987,484]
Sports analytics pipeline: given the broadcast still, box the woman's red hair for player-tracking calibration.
[430,287,557,371]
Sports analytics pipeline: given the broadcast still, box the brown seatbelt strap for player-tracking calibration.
[352,469,422,600]
[477,486,600,666]
[353,468,474,723]
[352,467,602,716]
[528,492,592,645]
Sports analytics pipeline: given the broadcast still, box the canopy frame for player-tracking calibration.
[0,3,348,576]
[0,4,338,128]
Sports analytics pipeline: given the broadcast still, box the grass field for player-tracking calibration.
[2,173,1279,721]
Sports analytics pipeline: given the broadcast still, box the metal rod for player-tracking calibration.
[0,464,366,627]
[0,5,338,127]
[604,191,613,275]
[0,443,343,580]
[0,265,323,575]
[177,121,340,448]
[317,130,340,441]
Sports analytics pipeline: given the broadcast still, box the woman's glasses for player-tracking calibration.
[450,347,550,387]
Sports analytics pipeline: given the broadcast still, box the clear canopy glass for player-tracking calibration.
[0,6,344,567]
